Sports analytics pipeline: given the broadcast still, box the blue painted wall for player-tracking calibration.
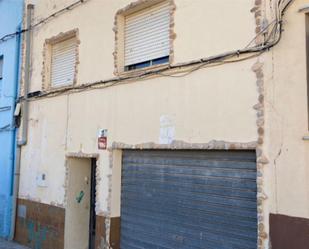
[0,0,23,239]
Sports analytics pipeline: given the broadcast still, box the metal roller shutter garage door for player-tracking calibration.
[121,150,257,249]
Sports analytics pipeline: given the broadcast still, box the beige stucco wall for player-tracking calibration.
[20,0,259,214]
[19,0,309,249]
[264,0,309,219]
[19,58,259,213]
[26,0,255,92]
[18,1,309,247]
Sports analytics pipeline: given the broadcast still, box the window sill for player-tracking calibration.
[116,63,170,78]
[302,135,309,141]
[44,82,75,92]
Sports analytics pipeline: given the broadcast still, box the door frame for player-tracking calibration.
[64,153,99,249]
[88,158,97,249]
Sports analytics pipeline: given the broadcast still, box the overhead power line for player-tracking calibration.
[0,0,294,100]
[22,0,294,100]
[0,0,87,44]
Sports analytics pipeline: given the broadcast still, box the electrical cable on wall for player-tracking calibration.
[23,0,293,100]
[0,0,87,43]
[0,0,294,100]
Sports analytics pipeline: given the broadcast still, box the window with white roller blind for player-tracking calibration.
[51,37,77,87]
[124,1,170,71]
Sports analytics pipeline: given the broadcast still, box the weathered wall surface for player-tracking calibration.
[15,198,65,249]
[20,0,258,213]
[18,0,261,248]
[263,0,309,248]
[19,61,259,209]
[18,0,309,248]
[0,0,23,239]
[265,0,309,220]
[25,0,255,92]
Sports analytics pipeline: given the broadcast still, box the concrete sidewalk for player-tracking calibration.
[0,239,29,249]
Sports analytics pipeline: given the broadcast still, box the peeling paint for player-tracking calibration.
[111,140,257,150]
[15,199,65,249]
[41,29,80,91]
[251,0,269,248]
[27,220,47,249]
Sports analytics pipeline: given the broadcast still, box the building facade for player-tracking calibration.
[0,0,23,239]
[14,0,309,249]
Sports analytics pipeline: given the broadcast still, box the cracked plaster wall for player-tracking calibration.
[264,0,309,219]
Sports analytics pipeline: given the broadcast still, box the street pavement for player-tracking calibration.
[0,239,29,249]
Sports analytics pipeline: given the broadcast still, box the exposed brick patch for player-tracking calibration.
[251,0,269,248]
[66,152,99,159]
[111,140,257,150]
[19,2,28,98]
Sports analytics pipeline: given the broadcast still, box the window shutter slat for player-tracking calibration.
[125,1,170,66]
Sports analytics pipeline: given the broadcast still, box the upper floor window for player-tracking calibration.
[0,56,3,80]
[42,30,79,90]
[123,1,171,71]
[50,37,77,87]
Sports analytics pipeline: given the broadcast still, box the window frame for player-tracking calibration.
[50,37,77,87]
[114,0,176,75]
[42,29,79,91]
[125,56,170,71]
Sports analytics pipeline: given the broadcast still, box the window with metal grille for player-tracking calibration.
[0,56,3,80]
[51,37,77,87]
[124,1,170,71]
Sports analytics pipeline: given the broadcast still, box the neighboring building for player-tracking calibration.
[0,0,23,239]
[14,0,308,249]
